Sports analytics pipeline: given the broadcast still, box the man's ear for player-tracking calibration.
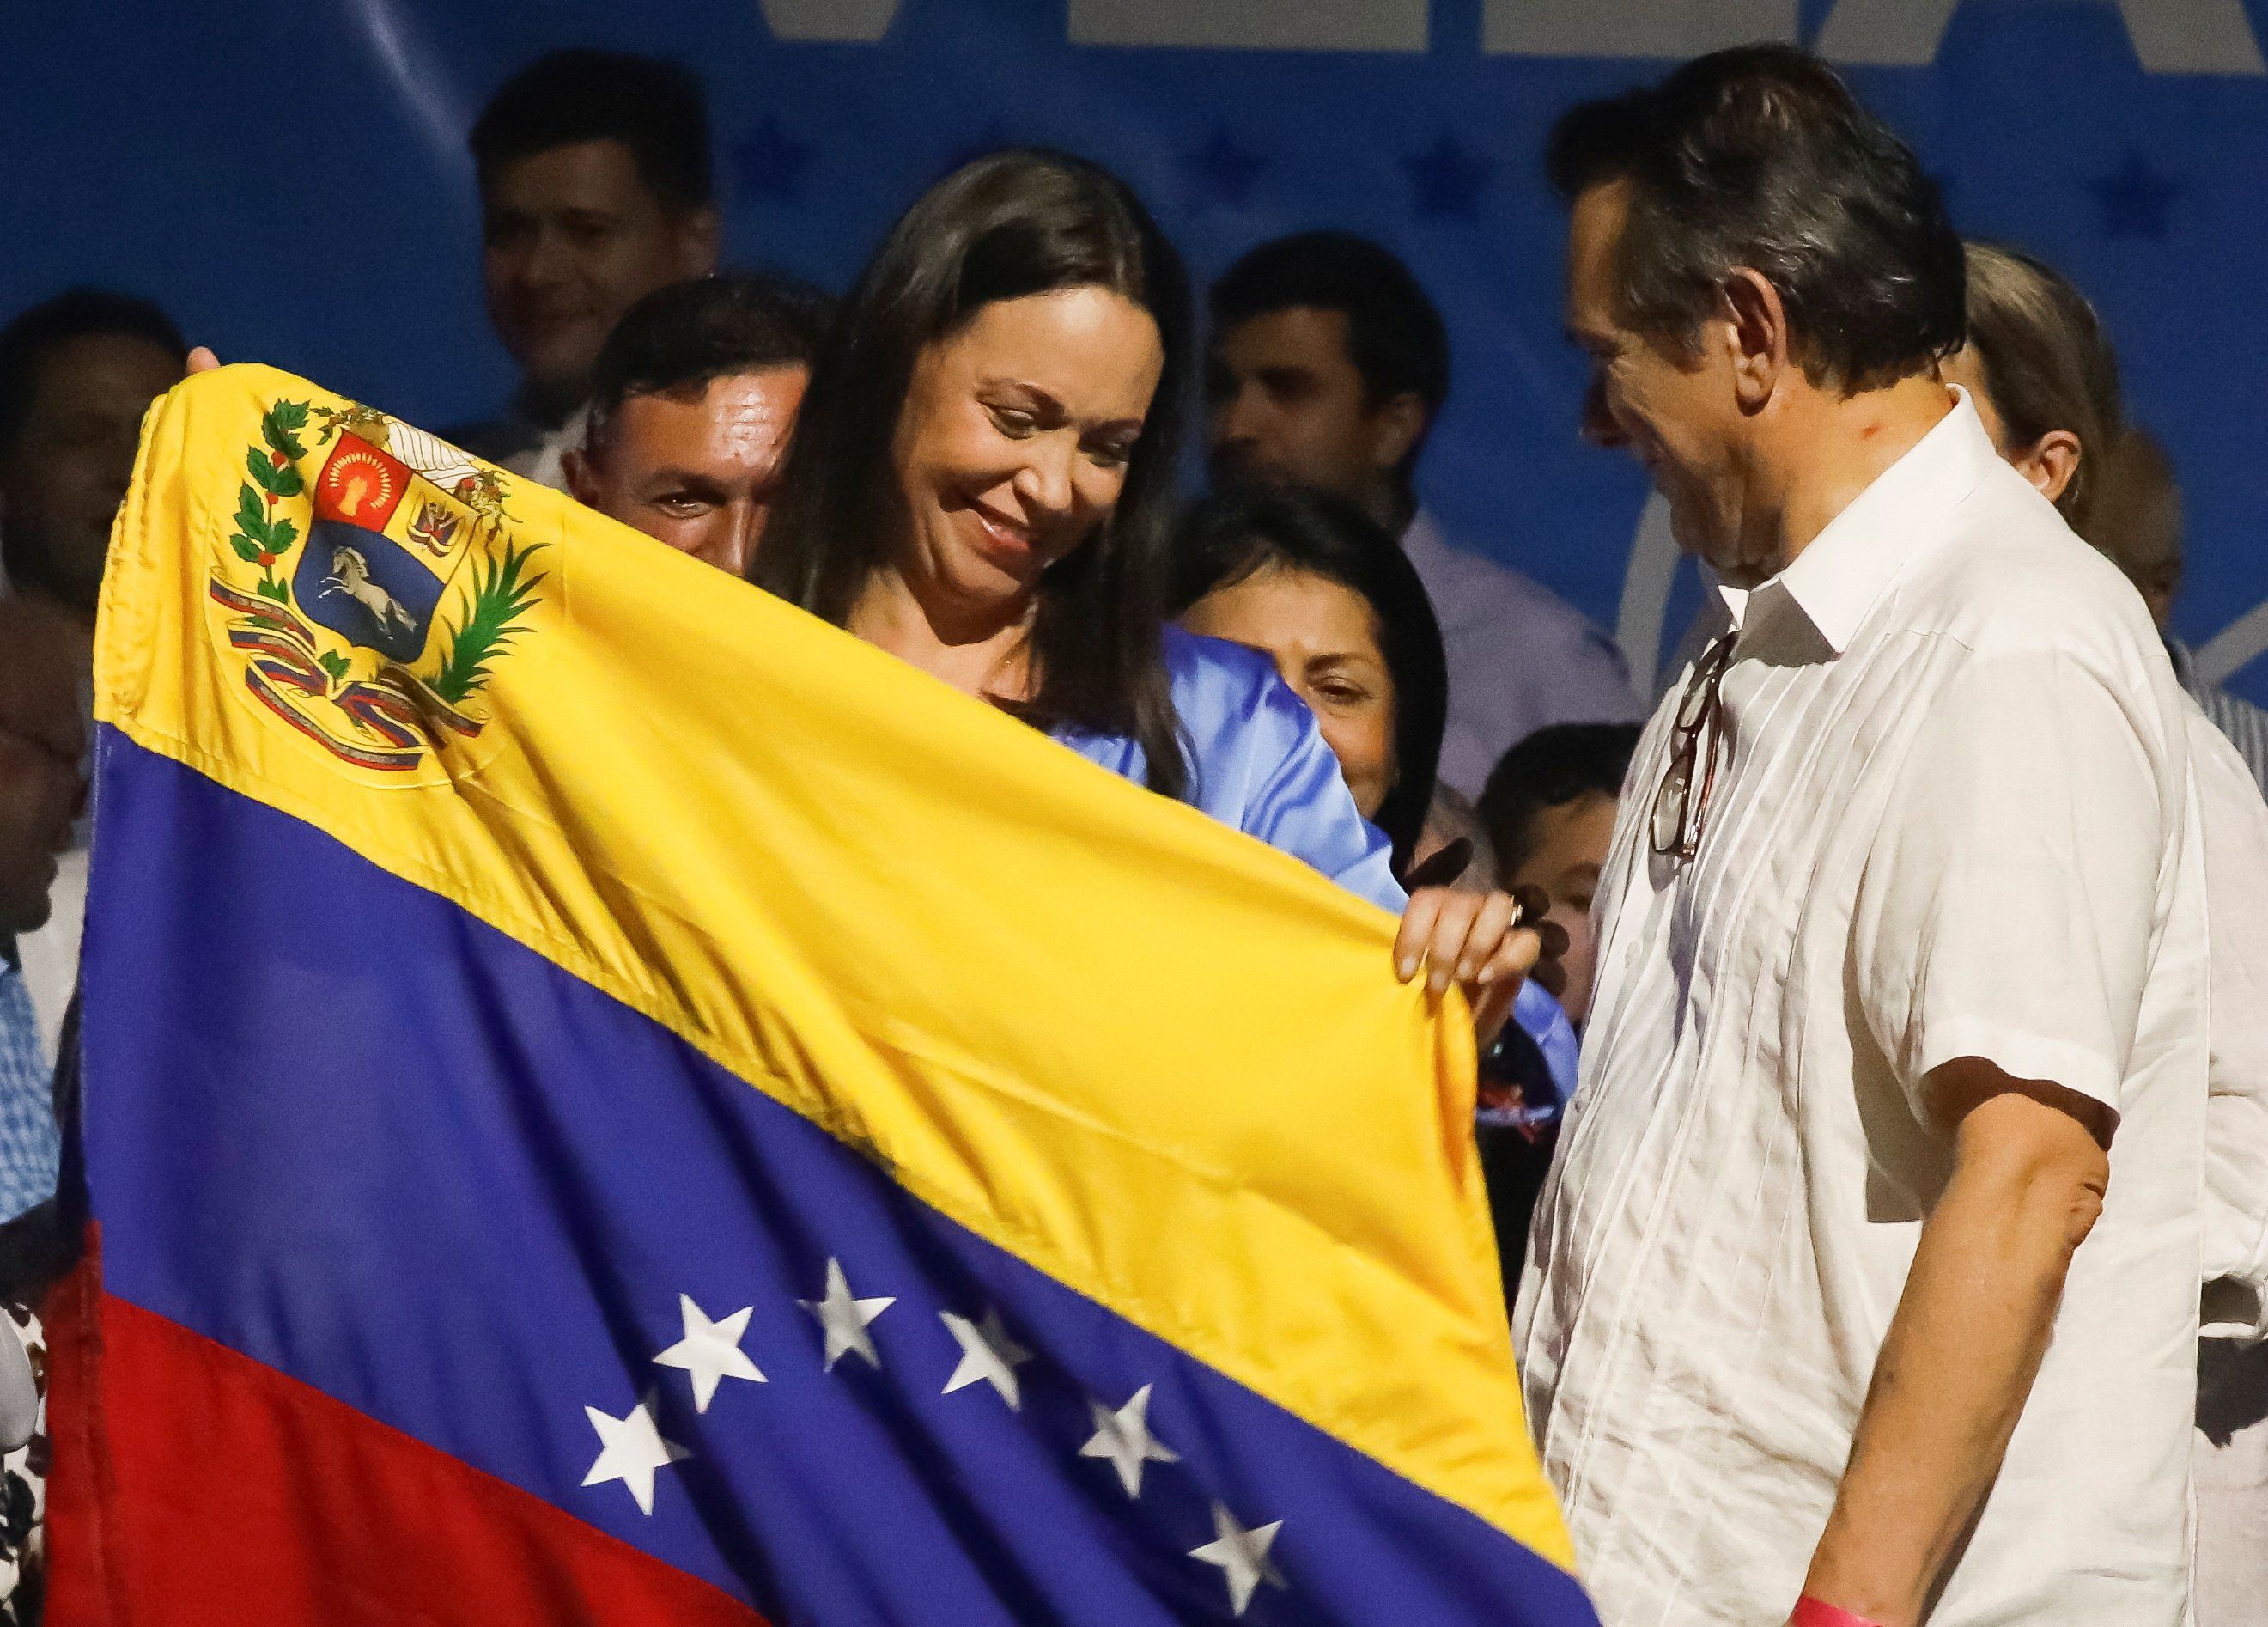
[1366,390,1428,480]
[1718,268,1790,414]
[675,206,722,280]
[562,445,602,510]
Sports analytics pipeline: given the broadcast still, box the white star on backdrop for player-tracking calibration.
[581,1393,690,1516]
[1188,1500,1286,1617]
[800,1257,895,1371]
[653,1293,767,1411]
[1079,1383,1181,1498]
[939,1307,1033,1409]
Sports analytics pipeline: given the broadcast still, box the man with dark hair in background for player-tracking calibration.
[0,289,185,619]
[453,49,721,486]
[1205,231,1640,796]
[564,272,830,576]
[1517,46,2204,1627]
[0,289,183,1065]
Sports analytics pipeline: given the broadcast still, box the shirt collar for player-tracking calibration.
[1716,388,1997,655]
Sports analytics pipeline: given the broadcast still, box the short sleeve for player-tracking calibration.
[1851,645,2172,1124]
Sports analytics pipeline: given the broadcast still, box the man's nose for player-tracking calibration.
[518,224,575,287]
[1210,381,1266,448]
[1581,377,1627,449]
[699,501,762,579]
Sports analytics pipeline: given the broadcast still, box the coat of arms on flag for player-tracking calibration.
[202,395,545,778]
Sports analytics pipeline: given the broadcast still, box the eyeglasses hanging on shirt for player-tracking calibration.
[1650,631,1737,862]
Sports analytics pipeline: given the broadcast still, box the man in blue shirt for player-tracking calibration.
[0,597,85,1222]
[1204,232,1644,795]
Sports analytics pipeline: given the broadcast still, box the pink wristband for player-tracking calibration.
[1789,1600,1886,1627]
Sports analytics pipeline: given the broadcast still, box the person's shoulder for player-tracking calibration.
[1906,469,2163,667]
[1406,515,1619,641]
[1407,515,1558,606]
[1160,626,1304,736]
[1163,625,1338,777]
[1163,622,1269,685]
[1158,626,1288,779]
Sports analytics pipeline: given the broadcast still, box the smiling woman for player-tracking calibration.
[752,149,1550,1039]
[756,149,1192,789]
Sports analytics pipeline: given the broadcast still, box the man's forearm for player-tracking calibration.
[1799,1090,2105,1625]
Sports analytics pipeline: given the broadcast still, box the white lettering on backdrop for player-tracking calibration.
[754,3,2265,73]
[1066,0,1428,51]
[1815,0,2263,72]
[1482,1,1796,58]
[757,0,904,42]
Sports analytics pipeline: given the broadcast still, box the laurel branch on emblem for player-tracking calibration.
[227,401,309,603]
[207,396,547,772]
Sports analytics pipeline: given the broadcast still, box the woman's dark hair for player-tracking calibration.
[754,149,1194,799]
[1546,44,1964,393]
[1168,488,1445,872]
[1960,242,2124,540]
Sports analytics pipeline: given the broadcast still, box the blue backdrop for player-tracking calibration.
[6,0,2266,699]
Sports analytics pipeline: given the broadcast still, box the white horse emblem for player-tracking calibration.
[320,544,417,637]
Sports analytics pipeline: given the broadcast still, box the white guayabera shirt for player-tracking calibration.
[1514,396,2209,1627]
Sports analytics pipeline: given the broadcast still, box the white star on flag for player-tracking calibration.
[653,1293,767,1411]
[939,1307,1033,1410]
[581,1393,690,1516]
[1079,1382,1181,1497]
[1189,1500,1286,1617]
[800,1257,894,1371]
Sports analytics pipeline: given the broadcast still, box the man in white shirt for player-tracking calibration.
[446,51,721,487]
[1204,232,1641,795]
[1515,46,2206,1627]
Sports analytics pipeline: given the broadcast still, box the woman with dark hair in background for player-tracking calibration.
[753,149,1544,1034]
[1169,487,1446,875]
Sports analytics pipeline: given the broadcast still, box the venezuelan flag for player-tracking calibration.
[46,367,1595,1624]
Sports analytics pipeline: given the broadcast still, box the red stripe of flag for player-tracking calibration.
[46,1245,769,1626]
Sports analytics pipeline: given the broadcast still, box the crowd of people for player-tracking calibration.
[1,36,2265,1627]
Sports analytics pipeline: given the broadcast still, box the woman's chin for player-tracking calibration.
[925,552,1043,621]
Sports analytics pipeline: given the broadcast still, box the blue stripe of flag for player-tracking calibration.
[82,734,1596,1626]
